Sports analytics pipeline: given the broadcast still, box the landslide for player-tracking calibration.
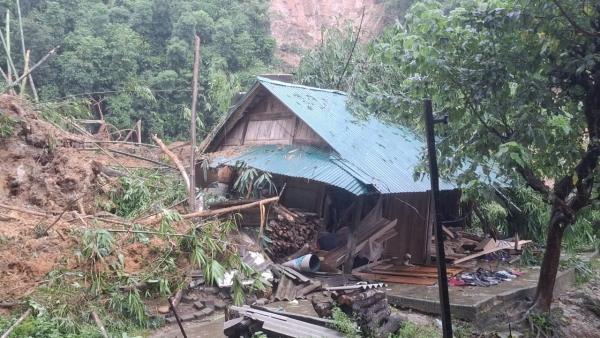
[0,95,185,307]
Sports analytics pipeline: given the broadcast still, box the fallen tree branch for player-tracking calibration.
[1,308,32,338]
[152,134,190,191]
[106,229,193,238]
[0,203,47,217]
[78,148,176,169]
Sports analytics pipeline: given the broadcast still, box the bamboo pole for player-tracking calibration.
[19,49,29,97]
[2,45,60,93]
[189,36,200,213]
[152,134,190,191]
[1,309,31,338]
[91,311,109,338]
[16,0,38,102]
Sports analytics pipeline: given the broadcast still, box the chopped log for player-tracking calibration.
[338,289,377,306]
[272,204,295,222]
[351,292,386,311]
[376,314,406,338]
[364,299,388,318]
[364,307,391,329]
[91,311,109,338]
[311,297,333,318]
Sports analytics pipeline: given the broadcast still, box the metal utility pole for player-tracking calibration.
[189,36,200,213]
[424,99,452,338]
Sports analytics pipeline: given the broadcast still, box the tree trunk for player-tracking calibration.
[531,204,569,312]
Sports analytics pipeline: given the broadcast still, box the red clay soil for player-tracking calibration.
[0,95,185,305]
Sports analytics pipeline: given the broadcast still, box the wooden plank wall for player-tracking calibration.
[381,192,432,264]
[219,94,330,149]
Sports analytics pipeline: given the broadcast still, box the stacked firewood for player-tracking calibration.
[267,204,318,261]
[313,290,406,338]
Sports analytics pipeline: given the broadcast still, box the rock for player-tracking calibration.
[165,316,178,324]
[218,290,230,299]
[214,300,227,310]
[245,294,258,305]
[158,305,171,314]
[181,294,196,304]
[189,278,205,288]
[194,301,205,310]
[254,298,269,306]
[179,314,195,322]
[203,286,220,294]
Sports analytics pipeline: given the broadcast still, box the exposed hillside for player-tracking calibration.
[270,0,388,67]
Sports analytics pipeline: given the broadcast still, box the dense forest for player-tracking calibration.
[0,0,276,142]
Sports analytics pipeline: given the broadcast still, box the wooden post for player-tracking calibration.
[136,120,142,144]
[189,36,200,213]
[343,195,364,274]
[424,99,452,338]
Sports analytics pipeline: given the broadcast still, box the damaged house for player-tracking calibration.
[197,75,464,266]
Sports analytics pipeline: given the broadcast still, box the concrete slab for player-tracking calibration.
[386,251,597,329]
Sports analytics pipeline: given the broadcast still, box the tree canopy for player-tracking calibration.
[0,0,276,142]
[297,0,600,313]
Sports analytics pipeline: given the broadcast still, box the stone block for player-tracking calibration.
[201,307,215,316]
[181,294,196,304]
[202,299,215,309]
[193,301,205,310]
[214,300,227,310]
[179,314,195,322]
[165,316,178,324]
[193,311,206,319]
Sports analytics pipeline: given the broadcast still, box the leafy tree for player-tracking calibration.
[341,0,600,313]
[0,0,276,142]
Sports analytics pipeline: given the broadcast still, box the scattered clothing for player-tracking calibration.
[451,268,522,287]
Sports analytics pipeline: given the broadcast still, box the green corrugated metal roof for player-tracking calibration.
[210,145,371,195]
[257,77,457,194]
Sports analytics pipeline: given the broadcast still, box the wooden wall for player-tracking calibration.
[219,94,329,150]
[381,192,433,264]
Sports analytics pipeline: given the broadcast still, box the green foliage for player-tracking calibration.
[0,114,18,137]
[233,161,277,198]
[76,229,115,264]
[3,0,276,142]
[108,169,187,219]
[328,306,359,338]
[390,320,440,338]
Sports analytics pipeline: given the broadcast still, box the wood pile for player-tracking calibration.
[312,289,407,338]
[267,204,319,262]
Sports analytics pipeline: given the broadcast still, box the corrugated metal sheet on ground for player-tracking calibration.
[210,144,369,195]
[258,76,457,194]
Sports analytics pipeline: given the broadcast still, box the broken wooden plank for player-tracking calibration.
[354,273,438,286]
[452,240,532,264]
[442,225,455,239]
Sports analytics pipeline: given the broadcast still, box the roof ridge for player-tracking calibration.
[257,76,348,96]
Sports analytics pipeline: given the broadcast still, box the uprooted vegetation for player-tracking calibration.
[0,96,269,336]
